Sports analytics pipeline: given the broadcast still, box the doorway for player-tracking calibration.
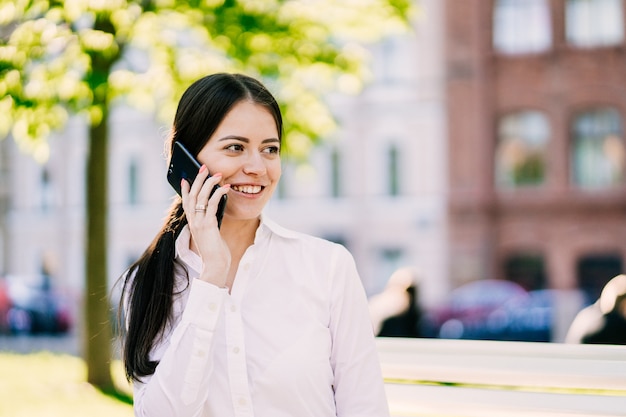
[576,255,623,304]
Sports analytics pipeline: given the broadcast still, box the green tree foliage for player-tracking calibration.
[0,0,413,391]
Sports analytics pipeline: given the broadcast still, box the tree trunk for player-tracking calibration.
[84,107,114,390]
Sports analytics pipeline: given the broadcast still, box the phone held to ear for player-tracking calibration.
[167,141,227,228]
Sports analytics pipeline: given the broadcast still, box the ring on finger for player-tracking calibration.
[195,204,207,212]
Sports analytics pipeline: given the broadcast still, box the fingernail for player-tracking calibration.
[199,165,207,173]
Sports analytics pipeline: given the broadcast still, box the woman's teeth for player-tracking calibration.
[232,185,262,194]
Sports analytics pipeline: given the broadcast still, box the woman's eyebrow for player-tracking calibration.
[262,138,280,144]
[218,135,279,144]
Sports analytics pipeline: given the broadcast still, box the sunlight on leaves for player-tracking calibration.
[1,0,414,161]
[79,29,117,55]
[0,1,18,24]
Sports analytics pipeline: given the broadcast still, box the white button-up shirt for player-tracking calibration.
[132,216,389,417]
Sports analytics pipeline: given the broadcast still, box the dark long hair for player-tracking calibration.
[118,73,283,381]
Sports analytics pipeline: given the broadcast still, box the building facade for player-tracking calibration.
[446,0,626,335]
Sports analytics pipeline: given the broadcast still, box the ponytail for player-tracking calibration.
[118,199,187,381]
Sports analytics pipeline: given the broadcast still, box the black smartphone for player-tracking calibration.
[167,141,227,228]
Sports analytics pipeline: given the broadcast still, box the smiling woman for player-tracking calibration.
[116,73,388,417]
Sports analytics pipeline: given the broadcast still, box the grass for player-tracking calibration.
[0,352,133,417]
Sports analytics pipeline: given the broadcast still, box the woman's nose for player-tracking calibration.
[242,151,267,175]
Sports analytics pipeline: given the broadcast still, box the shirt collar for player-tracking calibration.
[174,213,300,270]
[257,213,302,241]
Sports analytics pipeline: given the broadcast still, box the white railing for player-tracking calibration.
[377,337,626,417]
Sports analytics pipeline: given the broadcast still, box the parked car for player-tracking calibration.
[488,289,554,342]
[4,275,73,335]
[0,279,10,333]
[420,279,533,340]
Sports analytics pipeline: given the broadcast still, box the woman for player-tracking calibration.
[119,73,389,417]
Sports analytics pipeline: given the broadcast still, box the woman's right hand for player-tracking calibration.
[181,165,231,288]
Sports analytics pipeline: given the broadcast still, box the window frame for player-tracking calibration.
[565,0,625,48]
[570,107,625,189]
[495,110,551,189]
[493,0,553,55]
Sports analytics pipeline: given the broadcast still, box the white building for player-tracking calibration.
[267,0,448,303]
[1,0,448,308]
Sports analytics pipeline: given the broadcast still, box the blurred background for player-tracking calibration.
[2,0,626,356]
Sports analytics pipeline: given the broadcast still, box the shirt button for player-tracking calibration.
[242,263,250,271]
[208,302,217,312]
[238,398,247,406]
[233,347,240,354]
[230,305,237,313]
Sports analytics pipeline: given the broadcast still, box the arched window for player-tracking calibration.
[495,111,550,188]
[566,0,624,48]
[571,108,625,188]
[493,0,552,54]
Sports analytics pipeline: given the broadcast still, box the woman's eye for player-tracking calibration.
[263,146,280,154]
[226,144,244,152]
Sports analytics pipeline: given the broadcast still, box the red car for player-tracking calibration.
[4,275,73,335]
[0,279,10,333]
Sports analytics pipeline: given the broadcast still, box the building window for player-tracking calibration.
[330,147,341,198]
[387,144,400,196]
[377,38,395,83]
[128,159,139,205]
[566,0,624,48]
[503,253,547,291]
[571,108,625,188]
[40,167,54,211]
[493,0,552,55]
[495,111,550,188]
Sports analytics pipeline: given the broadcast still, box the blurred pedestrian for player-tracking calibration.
[369,267,422,337]
[565,274,626,345]
[117,73,388,417]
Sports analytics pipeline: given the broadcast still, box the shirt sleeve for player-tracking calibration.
[133,278,228,417]
[328,245,391,417]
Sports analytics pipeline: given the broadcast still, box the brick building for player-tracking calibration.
[446,0,626,309]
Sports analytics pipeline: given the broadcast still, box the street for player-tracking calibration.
[0,332,80,356]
